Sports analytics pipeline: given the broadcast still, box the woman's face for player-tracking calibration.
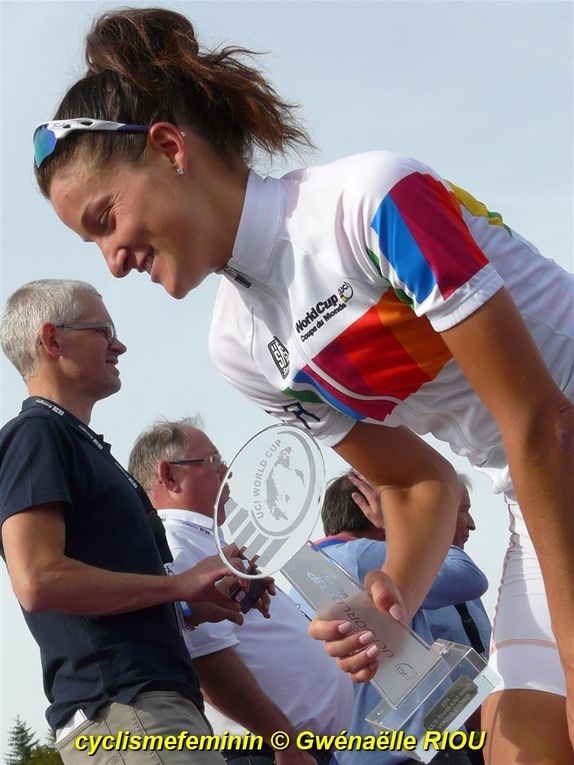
[49,139,245,299]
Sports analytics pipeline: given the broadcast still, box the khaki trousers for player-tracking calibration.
[56,691,226,764]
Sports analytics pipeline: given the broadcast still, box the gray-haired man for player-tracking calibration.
[129,417,354,765]
[0,279,241,765]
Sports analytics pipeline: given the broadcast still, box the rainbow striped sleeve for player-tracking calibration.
[290,290,453,421]
[371,172,489,306]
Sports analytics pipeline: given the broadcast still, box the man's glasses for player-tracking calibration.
[169,453,225,469]
[34,118,148,168]
[56,322,117,345]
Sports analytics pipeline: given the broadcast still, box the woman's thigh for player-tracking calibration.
[484,502,571,764]
[482,689,573,765]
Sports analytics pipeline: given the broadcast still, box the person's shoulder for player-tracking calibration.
[347,536,387,554]
[2,403,69,427]
[0,405,74,452]
[1,404,60,436]
[445,544,485,569]
[330,537,387,565]
[287,151,435,195]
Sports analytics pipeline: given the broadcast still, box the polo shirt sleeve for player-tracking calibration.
[162,535,239,659]
[355,153,505,332]
[0,416,75,532]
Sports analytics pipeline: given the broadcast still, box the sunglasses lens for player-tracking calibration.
[34,126,57,168]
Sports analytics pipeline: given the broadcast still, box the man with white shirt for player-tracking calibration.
[129,417,353,765]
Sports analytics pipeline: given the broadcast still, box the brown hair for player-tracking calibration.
[321,474,373,536]
[36,7,312,196]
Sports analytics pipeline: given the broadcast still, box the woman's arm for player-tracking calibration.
[440,287,574,743]
[347,471,488,607]
[334,421,460,619]
[309,421,460,680]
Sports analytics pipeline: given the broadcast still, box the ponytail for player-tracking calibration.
[36,7,312,195]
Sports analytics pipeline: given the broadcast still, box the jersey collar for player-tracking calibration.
[225,170,284,281]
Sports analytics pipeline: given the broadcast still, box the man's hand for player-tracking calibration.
[177,545,246,611]
[251,577,276,619]
[186,601,244,627]
[309,569,406,682]
[348,471,385,529]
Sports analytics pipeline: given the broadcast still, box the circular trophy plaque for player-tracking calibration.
[214,424,325,577]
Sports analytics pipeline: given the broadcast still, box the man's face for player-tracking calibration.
[452,486,476,549]
[177,429,228,520]
[55,291,127,403]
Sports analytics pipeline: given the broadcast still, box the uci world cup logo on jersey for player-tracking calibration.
[219,426,323,572]
[338,281,354,302]
[295,281,355,342]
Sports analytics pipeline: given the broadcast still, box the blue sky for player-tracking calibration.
[1,0,572,745]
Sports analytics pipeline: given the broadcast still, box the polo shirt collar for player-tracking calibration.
[157,508,213,531]
[21,396,110,451]
[224,169,284,281]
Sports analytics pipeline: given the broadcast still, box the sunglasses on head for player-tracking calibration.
[33,118,149,168]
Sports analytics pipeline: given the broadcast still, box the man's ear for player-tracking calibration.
[38,323,65,360]
[158,459,181,494]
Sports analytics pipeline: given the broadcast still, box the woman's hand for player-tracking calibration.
[309,569,406,681]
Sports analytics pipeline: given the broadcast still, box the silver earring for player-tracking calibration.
[176,167,184,175]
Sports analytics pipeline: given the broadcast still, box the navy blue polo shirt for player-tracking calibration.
[0,398,202,731]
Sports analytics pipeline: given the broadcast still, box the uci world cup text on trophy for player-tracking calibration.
[215,424,500,763]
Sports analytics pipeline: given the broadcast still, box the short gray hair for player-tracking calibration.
[129,415,204,491]
[457,473,473,492]
[0,279,100,380]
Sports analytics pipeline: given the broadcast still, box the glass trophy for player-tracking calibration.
[282,544,500,763]
[214,424,326,578]
[216,425,500,763]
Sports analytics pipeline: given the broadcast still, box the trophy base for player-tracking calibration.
[281,544,500,763]
[366,639,500,763]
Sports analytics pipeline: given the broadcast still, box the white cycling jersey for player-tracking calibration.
[209,151,573,494]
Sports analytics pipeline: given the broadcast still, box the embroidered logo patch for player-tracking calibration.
[338,281,354,302]
[268,336,290,378]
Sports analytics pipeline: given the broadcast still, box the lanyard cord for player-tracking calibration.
[27,398,173,564]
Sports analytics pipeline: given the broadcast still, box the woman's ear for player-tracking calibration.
[147,122,188,172]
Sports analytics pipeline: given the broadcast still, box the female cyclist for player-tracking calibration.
[33,8,574,763]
